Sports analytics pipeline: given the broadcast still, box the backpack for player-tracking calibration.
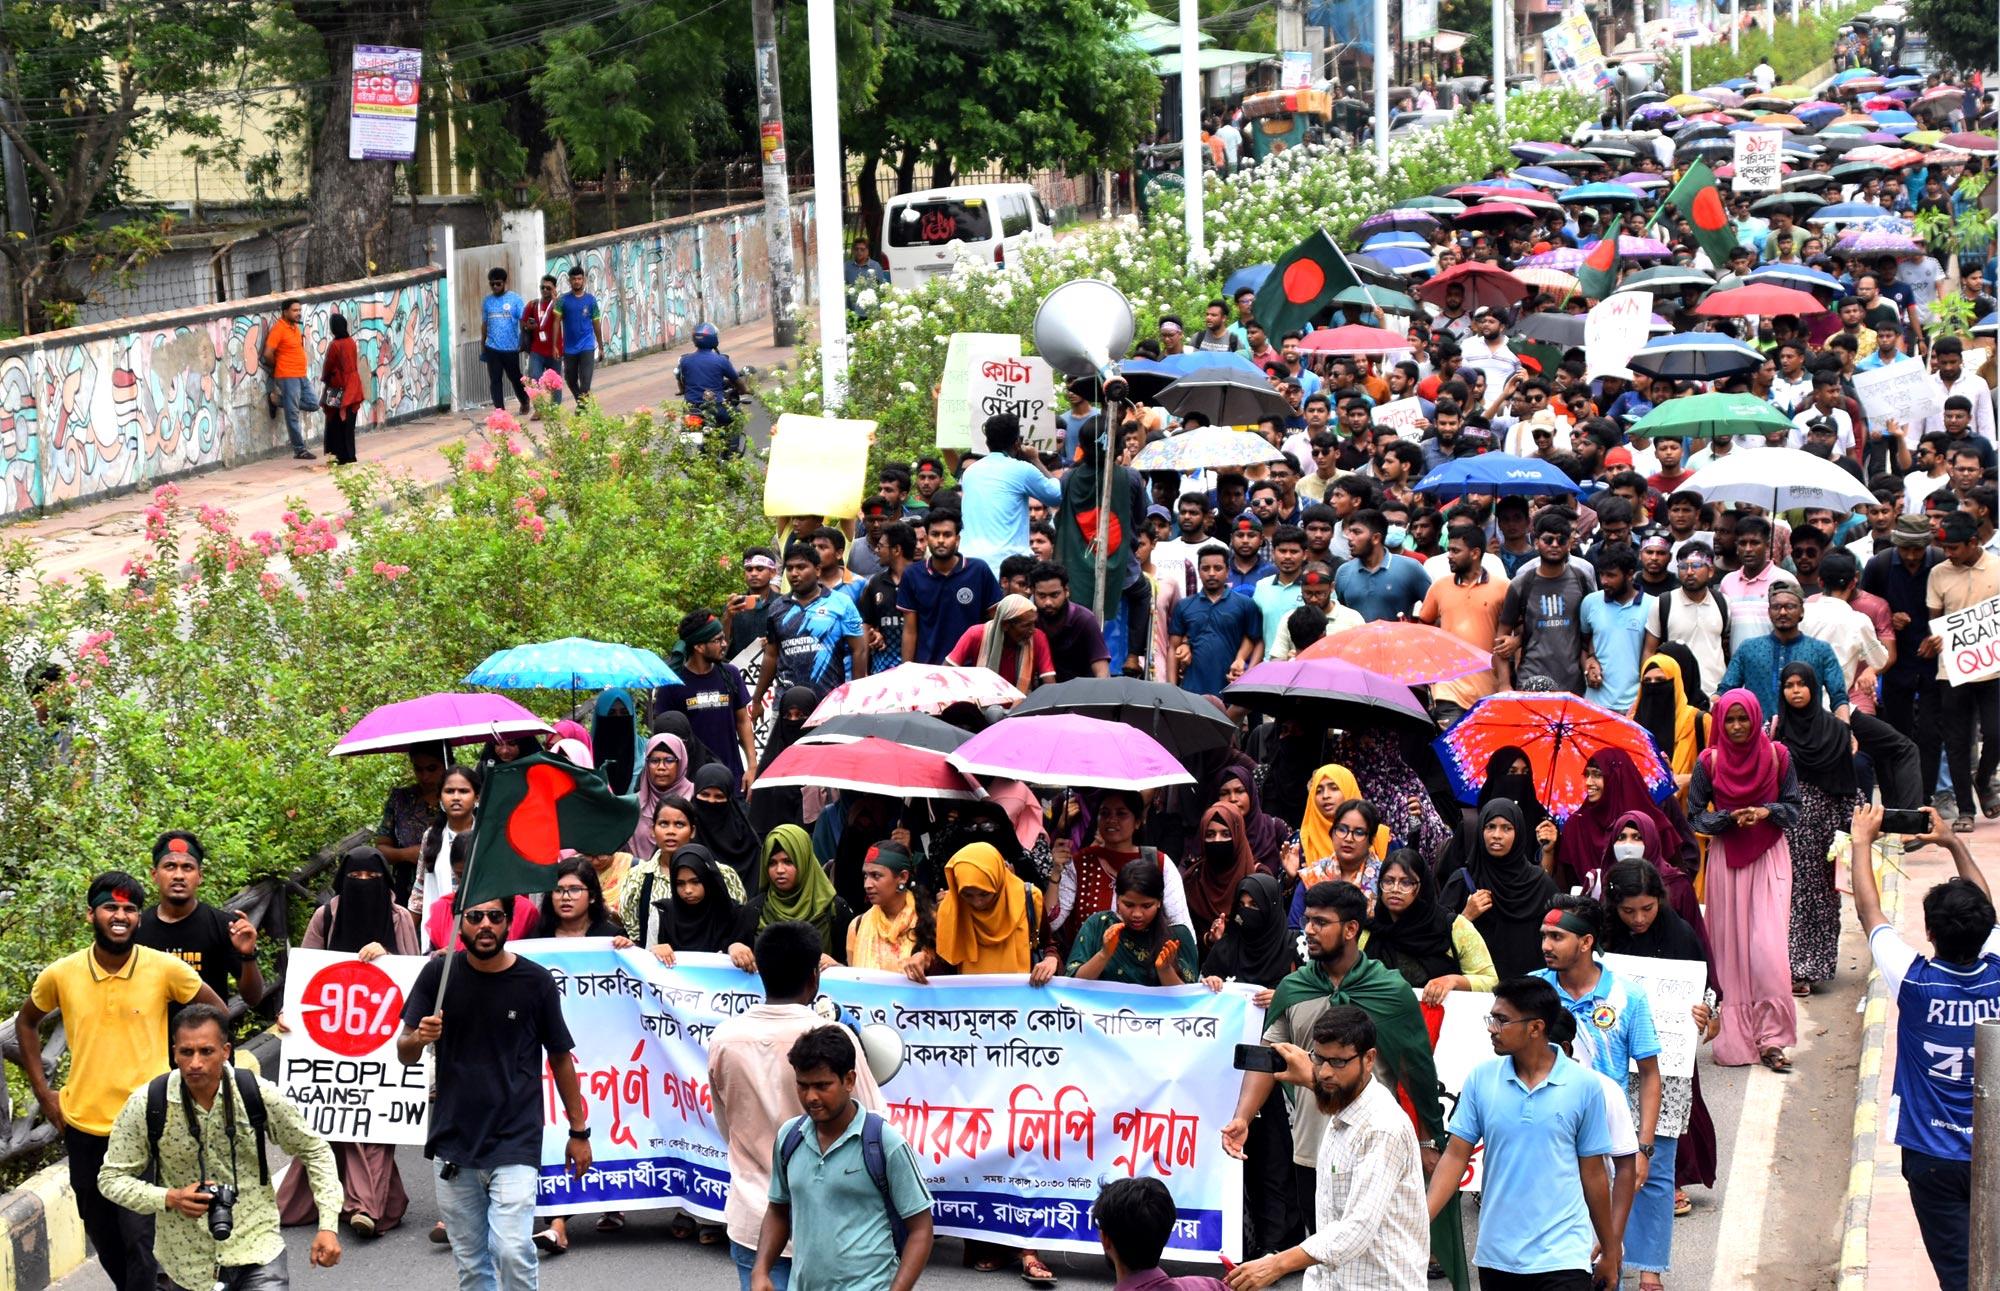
[146,1068,269,1185]
[778,1110,907,1253]
[1654,586,1730,661]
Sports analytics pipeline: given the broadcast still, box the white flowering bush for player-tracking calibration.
[768,89,1599,468]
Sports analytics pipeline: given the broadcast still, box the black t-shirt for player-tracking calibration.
[136,903,243,1005]
[859,570,905,672]
[402,952,575,1169]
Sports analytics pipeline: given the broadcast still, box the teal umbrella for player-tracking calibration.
[1628,393,1794,440]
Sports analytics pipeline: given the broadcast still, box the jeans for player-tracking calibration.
[730,1239,790,1291]
[272,376,318,453]
[563,350,596,398]
[1624,1136,1680,1272]
[1476,1270,1591,1290]
[484,348,528,411]
[529,353,563,405]
[1879,671,1943,800]
[1939,677,2000,815]
[171,1248,290,1291]
[433,1160,539,1291]
[65,1126,157,1291]
[1901,1146,1970,1291]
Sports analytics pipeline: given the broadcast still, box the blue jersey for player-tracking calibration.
[1873,924,2000,1161]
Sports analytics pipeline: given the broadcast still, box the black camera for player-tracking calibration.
[195,1182,238,1241]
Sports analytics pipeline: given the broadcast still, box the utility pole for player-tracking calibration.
[1974,1019,2000,1288]
[1491,0,1506,132]
[807,0,847,407]
[1179,0,1203,259]
[751,0,797,347]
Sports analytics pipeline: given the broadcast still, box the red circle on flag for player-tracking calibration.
[1282,260,1326,304]
[1691,186,1728,230]
[300,960,405,1058]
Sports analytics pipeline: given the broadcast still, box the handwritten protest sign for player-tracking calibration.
[1853,361,1943,434]
[1424,989,1494,1190]
[763,413,874,518]
[1602,953,1708,1079]
[278,949,432,1145]
[1939,592,2000,686]
[1374,396,1429,433]
[966,354,1060,454]
[937,332,1021,450]
[1731,130,1784,193]
[1586,290,1652,378]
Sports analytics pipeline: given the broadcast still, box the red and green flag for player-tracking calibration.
[458,752,639,908]
[1653,159,1738,270]
[1253,228,1361,339]
[1576,234,1621,302]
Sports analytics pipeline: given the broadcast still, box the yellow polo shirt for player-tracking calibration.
[30,946,202,1135]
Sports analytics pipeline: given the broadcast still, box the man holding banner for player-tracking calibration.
[1924,512,2000,828]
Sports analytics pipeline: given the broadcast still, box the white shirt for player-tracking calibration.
[412,823,465,934]
[1921,372,1996,444]
[1898,258,1944,319]
[1303,1078,1431,1291]
[1643,586,1729,697]
[1789,405,1855,455]
[1906,468,1951,515]
[1769,371,1815,417]
[1460,338,1521,400]
[1272,600,1364,661]
[1753,61,1776,90]
[1593,1070,1640,1158]
[1802,594,1890,692]
[1423,551,1507,584]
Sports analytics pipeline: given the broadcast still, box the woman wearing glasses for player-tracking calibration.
[1363,849,1498,1004]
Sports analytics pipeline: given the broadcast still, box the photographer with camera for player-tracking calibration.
[98,1004,342,1291]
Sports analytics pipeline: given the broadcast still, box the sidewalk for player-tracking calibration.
[3,318,795,586]
[1844,826,2000,1291]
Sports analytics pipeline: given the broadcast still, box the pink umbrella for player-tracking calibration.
[332,692,552,757]
[1298,324,1413,355]
[805,662,1024,725]
[1940,132,1998,155]
[759,736,981,799]
[1617,235,1675,260]
[948,714,1193,790]
[1416,261,1531,313]
[1519,247,1588,271]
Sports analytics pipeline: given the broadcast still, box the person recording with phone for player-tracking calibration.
[98,1004,343,1291]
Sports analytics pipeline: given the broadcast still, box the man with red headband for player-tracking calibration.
[135,831,264,1026]
[11,870,226,1291]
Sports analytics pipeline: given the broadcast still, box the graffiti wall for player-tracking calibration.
[543,197,816,365]
[0,271,446,520]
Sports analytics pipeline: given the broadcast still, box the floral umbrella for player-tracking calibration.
[804,663,1024,726]
[1435,690,1674,820]
[1297,621,1490,685]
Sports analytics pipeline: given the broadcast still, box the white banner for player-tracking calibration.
[936,333,1021,451]
[1424,990,1494,1191]
[967,354,1061,455]
[1730,130,1785,194]
[1402,0,1440,41]
[1374,396,1430,433]
[1852,361,1943,434]
[281,945,1260,1262]
[278,949,433,1145]
[1585,291,1652,379]
[1601,953,1707,1079]
[1940,592,2000,686]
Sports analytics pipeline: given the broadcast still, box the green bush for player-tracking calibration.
[1689,1,1868,88]
[0,402,768,1001]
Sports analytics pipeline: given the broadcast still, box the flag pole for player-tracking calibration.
[431,724,502,1031]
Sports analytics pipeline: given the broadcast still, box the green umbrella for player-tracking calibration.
[1397,195,1467,213]
[1628,392,1794,439]
[1333,283,1421,316]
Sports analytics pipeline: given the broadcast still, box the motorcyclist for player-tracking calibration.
[676,323,748,427]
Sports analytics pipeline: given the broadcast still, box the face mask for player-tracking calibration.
[1204,840,1238,867]
[1612,840,1647,862]
[1386,524,1408,551]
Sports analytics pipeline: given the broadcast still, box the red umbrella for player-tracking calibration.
[1297,324,1412,354]
[1297,621,1490,685]
[1435,690,1674,820]
[757,736,981,799]
[1456,201,1538,228]
[1939,132,1997,155]
[1692,283,1828,316]
[1415,261,1530,313]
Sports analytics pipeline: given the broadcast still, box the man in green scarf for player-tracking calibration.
[1222,880,1469,1290]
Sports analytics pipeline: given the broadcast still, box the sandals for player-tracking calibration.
[1792,980,1812,998]
[532,1225,568,1254]
[697,1224,726,1245]
[668,1217,697,1240]
[1674,1188,1692,1217]
[595,1213,626,1233]
[1020,1253,1059,1285]
[1760,1046,1793,1074]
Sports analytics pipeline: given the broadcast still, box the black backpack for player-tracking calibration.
[777,1110,907,1252]
[145,1068,269,1185]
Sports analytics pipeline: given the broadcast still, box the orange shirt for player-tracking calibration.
[264,318,307,379]
[1419,570,1507,709]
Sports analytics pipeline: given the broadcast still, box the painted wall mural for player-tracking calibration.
[0,272,446,520]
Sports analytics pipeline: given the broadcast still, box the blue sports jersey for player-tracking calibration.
[1885,933,2000,1161]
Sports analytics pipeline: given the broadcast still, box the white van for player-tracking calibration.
[880,183,1054,290]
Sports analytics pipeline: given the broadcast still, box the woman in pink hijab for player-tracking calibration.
[1687,689,1802,1073]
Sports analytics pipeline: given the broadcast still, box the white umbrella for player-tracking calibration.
[1680,446,1873,512]
[1130,426,1286,472]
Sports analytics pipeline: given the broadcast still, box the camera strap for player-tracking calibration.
[146,1070,270,1186]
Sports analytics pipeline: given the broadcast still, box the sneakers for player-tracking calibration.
[294,450,317,460]
[348,1212,376,1238]
[1933,792,1960,821]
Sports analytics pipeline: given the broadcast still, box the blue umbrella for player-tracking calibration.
[1153,349,1266,379]
[1511,166,1575,189]
[1224,263,1273,297]
[1807,201,1888,224]
[1626,333,1766,380]
[1976,312,1998,338]
[1412,453,1585,499]
[1072,357,1181,402]
[1362,231,1430,250]
[1557,182,1644,205]
[1363,246,1440,274]
[1748,264,1842,292]
[466,638,680,692]
[1886,74,1925,89]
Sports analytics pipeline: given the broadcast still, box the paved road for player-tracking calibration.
[49,909,1869,1291]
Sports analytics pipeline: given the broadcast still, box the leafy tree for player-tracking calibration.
[0,0,256,329]
[1902,0,1990,75]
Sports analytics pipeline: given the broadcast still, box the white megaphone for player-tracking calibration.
[1033,279,1135,399]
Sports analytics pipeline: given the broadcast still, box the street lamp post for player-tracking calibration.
[1373,0,1389,174]
[1491,0,1506,132]
[807,0,847,408]
[1180,0,1204,258]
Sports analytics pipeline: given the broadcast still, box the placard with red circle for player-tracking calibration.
[299,959,406,1058]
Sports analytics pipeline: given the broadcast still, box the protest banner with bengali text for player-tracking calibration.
[1374,397,1429,433]
[937,333,1022,450]
[763,414,875,518]
[1939,592,2000,686]
[1585,291,1652,378]
[278,950,433,1146]
[1852,361,1943,434]
[1601,954,1707,1079]
[966,354,1061,455]
[1730,131,1784,194]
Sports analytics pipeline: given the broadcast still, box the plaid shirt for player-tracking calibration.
[1304,1078,1429,1290]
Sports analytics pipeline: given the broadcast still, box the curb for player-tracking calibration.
[0,1026,282,1291]
[1836,860,1901,1291]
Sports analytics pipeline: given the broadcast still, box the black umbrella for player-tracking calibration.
[797,711,972,753]
[1007,676,1237,762]
[1156,367,1292,427]
[1513,312,1588,346]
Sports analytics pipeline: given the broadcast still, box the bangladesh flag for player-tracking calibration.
[1253,228,1361,339]
[1576,234,1621,302]
[458,752,640,908]
[1653,159,1737,270]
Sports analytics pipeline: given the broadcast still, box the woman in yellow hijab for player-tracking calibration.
[1293,764,1389,875]
[928,843,1042,977]
[1631,650,1708,787]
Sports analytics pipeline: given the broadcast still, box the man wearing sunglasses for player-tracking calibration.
[399,894,591,1291]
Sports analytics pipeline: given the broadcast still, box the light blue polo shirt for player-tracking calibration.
[770,1110,932,1291]
[1250,572,1305,653]
[1447,1049,1611,1274]
[1578,589,1649,711]
[1333,552,1430,623]
[1533,962,1661,1084]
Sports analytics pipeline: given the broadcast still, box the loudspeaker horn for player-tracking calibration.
[1033,279,1135,395]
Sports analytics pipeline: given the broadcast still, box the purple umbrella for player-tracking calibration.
[1619,235,1676,260]
[1631,105,1681,125]
[1837,230,1924,257]
[947,714,1193,790]
[332,692,553,756]
[1520,246,1588,271]
[1616,171,1670,189]
[1357,210,1440,235]
[1223,657,1432,729]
